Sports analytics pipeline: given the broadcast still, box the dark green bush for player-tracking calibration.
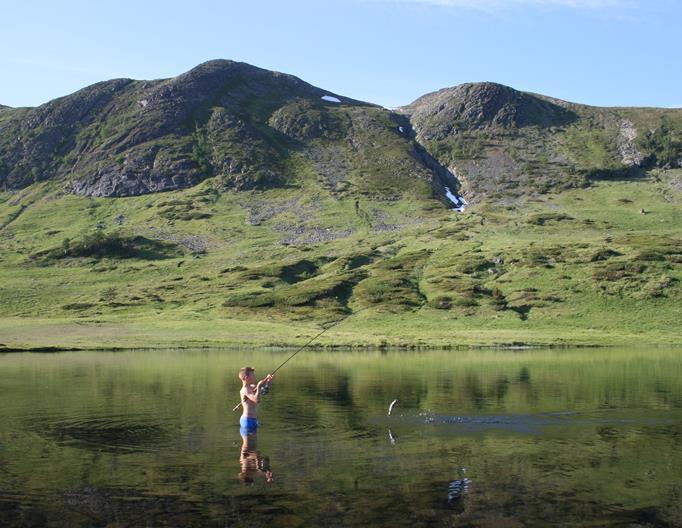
[428,295,452,310]
[33,232,182,261]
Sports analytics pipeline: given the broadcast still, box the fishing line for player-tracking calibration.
[232,307,369,411]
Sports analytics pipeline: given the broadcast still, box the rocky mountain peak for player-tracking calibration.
[147,59,326,112]
[0,60,378,197]
[402,81,576,139]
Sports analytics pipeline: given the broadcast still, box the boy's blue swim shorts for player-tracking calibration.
[240,416,258,435]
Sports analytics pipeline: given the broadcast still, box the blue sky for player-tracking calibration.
[2,0,680,109]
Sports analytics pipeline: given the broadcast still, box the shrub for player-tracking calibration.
[32,232,182,261]
[62,302,96,310]
[452,296,478,307]
[636,251,666,262]
[590,248,622,262]
[491,287,507,310]
[640,120,682,168]
[526,213,574,226]
[428,295,452,310]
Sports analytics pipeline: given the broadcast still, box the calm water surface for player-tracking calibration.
[1,347,681,527]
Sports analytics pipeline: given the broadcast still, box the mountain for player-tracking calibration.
[400,82,682,203]
[0,60,459,205]
[2,65,681,207]
[0,61,680,350]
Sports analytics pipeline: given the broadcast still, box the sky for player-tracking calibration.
[1,0,681,109]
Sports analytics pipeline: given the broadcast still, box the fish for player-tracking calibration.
[388,399,399,416]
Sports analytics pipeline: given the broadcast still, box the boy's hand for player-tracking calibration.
[265,374,274,383]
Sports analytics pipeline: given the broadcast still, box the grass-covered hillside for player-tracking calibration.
[1,167,680,350]
[0,62,680,350]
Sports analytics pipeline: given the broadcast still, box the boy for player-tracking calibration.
[238,367,273,435]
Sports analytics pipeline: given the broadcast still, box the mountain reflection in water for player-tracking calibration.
[0,347,681,527]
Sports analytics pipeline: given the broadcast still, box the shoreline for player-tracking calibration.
[2,339,681,354]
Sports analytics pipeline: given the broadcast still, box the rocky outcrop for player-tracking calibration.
[67,143,202,196]
[617,119,644,167]
[268,100,348,141]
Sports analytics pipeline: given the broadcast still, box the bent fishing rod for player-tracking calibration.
[232,308,367,411]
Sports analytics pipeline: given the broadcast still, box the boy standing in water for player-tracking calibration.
[238,367,273,435]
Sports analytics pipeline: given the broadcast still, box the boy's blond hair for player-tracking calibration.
[238,366,255,381]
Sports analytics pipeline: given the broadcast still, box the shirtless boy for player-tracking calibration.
[238,367,273,435]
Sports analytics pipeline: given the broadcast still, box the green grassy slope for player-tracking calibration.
[1,167,680,350]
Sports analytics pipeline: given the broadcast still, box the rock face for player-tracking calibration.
[617,119,644,167]
[268,100,348,141]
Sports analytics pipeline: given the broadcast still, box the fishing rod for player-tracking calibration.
[232,308,367,411]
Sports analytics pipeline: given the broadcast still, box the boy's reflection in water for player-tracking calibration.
[239,430,273,485]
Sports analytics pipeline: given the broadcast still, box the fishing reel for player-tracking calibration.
[260,382,271,396]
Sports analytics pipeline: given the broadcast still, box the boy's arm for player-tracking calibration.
[257,374,274,387]
[244,375,273,403]
[241,387,261,404]
[240,375,273,404]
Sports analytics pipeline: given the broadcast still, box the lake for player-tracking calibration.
[1,348,681,527]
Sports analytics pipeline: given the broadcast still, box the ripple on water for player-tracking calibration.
[375,409,678,437]
[30,414,171,453]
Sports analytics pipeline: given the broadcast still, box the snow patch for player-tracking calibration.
[398,126,405,133]
[321,95,341,103]
[445,186,467,212]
